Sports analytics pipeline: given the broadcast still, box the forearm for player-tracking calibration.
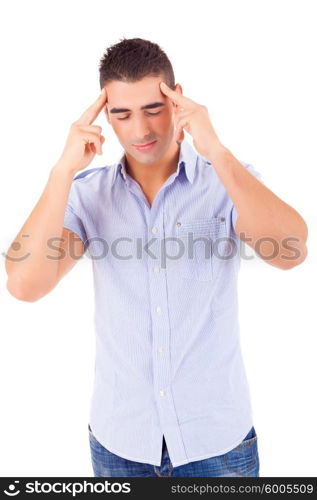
[5,163,76,298]
[207,146,308,268]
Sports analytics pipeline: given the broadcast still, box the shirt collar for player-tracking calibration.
[111,138,198,187]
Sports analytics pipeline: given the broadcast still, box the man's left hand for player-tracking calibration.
[159,81,224,158]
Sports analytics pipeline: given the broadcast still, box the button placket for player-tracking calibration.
[146,213,172,425]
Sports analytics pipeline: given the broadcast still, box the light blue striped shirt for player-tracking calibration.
[63,138,262,467]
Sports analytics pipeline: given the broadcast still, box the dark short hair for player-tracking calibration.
[99,37,175,90]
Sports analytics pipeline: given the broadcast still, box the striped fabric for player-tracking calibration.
[63,138,263,467]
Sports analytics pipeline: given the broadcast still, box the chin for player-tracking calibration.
[135,152,161,165]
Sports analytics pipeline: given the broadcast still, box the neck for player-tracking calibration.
[124,141,181,188]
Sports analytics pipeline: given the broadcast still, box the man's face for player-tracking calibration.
[103,75,182,164]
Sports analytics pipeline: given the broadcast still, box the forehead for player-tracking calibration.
[105,76,165,108]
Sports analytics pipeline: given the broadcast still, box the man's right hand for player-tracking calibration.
[57,87,108,174]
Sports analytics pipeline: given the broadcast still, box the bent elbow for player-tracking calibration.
[6,278,44,302]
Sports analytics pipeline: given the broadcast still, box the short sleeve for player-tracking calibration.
[63,204,89,251]
[63,176,89,251]
[231,162,264,233]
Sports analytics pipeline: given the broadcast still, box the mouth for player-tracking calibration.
[133,140,157,152]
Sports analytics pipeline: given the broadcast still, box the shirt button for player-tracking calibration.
[156,306,161,313]
[159,390,165,397]
[152,227,158,233]
[153,266,160,273]
[158,347,164,353]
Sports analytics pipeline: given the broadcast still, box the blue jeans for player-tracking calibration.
[88,424,260,477]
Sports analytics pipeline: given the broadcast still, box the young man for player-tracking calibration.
[5,38,308,477]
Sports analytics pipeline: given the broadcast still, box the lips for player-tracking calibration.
[133,140,157,152]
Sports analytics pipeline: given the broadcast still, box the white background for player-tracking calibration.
[0,0,316,477]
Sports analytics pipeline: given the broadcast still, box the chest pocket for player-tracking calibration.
[175,217,227,282]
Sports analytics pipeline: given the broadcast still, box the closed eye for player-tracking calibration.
[117,111,161,121]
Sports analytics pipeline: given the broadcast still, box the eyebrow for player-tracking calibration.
[109,102,165,114]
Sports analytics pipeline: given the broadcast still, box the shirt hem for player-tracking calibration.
[90,422,254,468]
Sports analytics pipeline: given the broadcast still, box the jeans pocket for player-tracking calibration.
[175,217,227,282]
[224,426,259,476]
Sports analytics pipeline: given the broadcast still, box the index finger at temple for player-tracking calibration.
[76,87,108,125]
[160,83,190,107]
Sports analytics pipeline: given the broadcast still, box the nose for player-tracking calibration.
[133,116,152,141]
